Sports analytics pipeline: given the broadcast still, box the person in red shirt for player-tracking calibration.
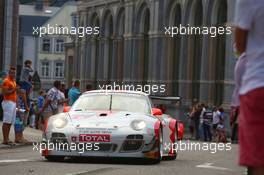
[1,67,17,145]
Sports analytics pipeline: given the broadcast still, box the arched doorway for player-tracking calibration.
[116,8,125,83]
[213,0,227,105]
[167,2,182,96]
[102,10,114,84]
[137,3,150,84]
[189,0,203,101]
[91,13,100,87]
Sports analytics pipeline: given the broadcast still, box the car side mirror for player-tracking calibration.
[63,106,71,113]
[152,108,163,116]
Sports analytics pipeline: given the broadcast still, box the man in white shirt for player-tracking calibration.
[235,0,264,174]
[39,81,61,122]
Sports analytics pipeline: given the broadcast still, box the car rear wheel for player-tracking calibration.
[45,156,65,162]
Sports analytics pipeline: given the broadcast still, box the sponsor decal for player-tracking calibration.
[77,128,115,134]
[79,134,111,142]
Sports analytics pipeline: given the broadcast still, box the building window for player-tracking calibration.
[72,14,78,28]
[41,61,50,77]
[55,39,64,53]
[55,62,64,78]
[42,38,51,52]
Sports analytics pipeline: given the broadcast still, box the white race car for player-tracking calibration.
[42,90,184,163]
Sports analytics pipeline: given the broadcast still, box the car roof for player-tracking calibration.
[82,90,149,96]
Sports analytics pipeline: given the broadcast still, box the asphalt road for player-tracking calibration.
[0,142,244,175]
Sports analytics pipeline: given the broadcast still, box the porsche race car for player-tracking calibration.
[41,90,184,163]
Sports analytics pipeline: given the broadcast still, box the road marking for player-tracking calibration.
[196,163,233,171]
[0,159,33,163]
[66,167,117,175]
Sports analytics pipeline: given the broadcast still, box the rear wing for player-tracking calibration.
[149,96,181,101]
[149,96,181,107]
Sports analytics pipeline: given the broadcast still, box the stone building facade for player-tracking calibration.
[73,0,237,108]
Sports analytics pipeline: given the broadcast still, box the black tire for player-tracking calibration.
[45,156,65,162]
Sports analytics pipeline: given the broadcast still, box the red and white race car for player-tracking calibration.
[42,90,184,163]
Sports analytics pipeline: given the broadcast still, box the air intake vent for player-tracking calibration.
[126,135,144,140]
[121,140,144,152]
[51,132,66,138]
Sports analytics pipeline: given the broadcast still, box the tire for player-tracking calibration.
[45,156,65,162]
[150,128,163,164]
[163,125,178,160]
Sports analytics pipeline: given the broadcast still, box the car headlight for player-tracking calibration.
[53,117,68,129]
[131,120,147,131]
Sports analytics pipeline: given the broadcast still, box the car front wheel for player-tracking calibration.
[45,156,65,162]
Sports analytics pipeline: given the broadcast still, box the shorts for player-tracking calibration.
[239,87,264,167]
[20,81,32,94]
[14,116,23,133]
[2,100,16,124]
[18,111,29,131]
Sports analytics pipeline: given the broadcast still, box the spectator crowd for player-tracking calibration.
[187,102,228,143]
[0,60,93,145]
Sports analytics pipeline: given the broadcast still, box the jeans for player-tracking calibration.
[203,123,212,141]
[194,120,200,140]
[231,123,238,142]
[30,114,35,128]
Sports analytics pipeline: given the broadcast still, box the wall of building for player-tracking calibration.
[75,0,237,109]
[65,43,75,88]
[23,36,39,71]
[38,3,77,89]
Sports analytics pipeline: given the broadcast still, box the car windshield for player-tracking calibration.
[71,93,151,114]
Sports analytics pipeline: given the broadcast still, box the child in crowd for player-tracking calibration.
[215,107,227,143]
[20,60,33,94]
[29,100,37,128]
[15,89,29,143]
[36,90,45,130]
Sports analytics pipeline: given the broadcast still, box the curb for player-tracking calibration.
[0,142,34,150]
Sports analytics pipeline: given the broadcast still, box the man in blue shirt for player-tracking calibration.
[68,80,81,106]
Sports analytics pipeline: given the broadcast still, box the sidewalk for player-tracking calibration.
[0,122,42,149]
